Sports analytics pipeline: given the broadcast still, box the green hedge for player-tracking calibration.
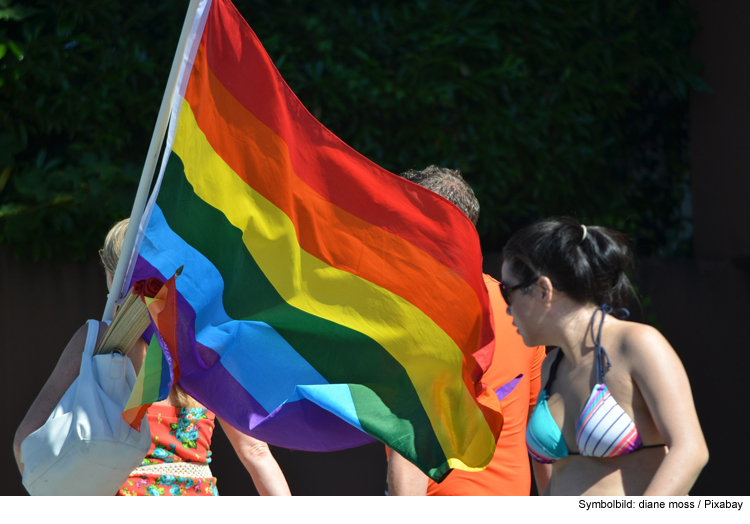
[0,0,705,260]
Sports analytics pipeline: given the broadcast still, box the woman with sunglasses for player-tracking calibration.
[501,217,707,495]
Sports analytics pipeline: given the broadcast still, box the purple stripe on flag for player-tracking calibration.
[133,255,375,451]
[134,255,270,418]
[249,397,377,451]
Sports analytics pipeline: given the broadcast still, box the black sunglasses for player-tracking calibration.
[499,277,539,305]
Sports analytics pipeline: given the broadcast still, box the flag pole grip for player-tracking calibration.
[102,0,203,321]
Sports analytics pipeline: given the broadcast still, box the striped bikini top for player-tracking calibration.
[526,305,646,464]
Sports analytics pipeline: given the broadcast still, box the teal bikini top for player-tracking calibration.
[526,305,660,463]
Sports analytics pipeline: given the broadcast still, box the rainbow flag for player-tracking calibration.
[123,0,502,481]
[122,274,180,427]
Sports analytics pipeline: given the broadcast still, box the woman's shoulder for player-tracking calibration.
[76,319,110,337]
[62,320,107,355]
[613,320,676,367]
[614,321,695,408]
[618,321,669,348]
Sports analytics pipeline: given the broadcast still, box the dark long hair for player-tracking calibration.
[503,217,637,309]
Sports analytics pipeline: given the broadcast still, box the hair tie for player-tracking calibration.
[580,224,588,244]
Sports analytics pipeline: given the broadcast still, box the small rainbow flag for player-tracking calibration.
[123,0,502,481]
[122,273,180,427]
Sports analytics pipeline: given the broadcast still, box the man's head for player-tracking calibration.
[400,165,479,226]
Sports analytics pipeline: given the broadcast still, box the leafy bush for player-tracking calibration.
[0,0,705,260]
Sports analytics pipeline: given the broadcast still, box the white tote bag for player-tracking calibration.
[20,319,152,495]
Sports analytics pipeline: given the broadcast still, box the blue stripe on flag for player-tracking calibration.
[141,204,334,415]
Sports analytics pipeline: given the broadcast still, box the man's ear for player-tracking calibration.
[537,276,555,304]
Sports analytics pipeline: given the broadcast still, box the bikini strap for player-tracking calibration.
[543,349,565,393]
[590,304,630,382]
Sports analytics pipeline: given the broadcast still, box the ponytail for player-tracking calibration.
[503,217,636,309]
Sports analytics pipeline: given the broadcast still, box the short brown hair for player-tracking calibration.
[400,165,480,225]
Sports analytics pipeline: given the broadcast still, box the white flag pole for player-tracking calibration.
[102,0,202,321]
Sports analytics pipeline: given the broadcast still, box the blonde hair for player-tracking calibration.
[100,218,130,276]
[100,218,202,409]
[173,388,203,409]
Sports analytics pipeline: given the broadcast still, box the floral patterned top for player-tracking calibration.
[117,406,219,496]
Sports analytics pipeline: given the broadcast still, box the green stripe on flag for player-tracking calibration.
[158,152,447,468]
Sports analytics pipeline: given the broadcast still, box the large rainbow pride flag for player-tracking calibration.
[123,0,502,481]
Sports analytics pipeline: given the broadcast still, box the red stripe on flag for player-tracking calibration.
[199,0,494,375]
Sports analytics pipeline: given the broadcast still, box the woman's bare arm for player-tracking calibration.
[217,418,291,495]
[387,450,428,495]
[530,457,552,495]
[628,325,709,495]
[13,322,107,472]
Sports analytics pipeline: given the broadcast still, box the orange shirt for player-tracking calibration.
[426,274,545,495]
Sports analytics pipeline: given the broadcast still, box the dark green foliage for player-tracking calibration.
[0,0,183,259]
[0,0,704,260]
